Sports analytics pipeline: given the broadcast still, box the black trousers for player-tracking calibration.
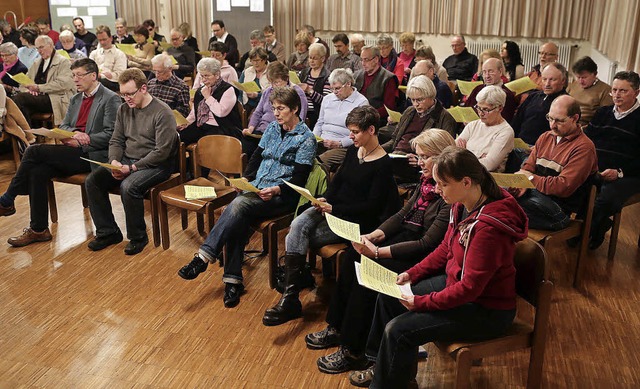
[5,144,90,231]
[12,92,53,127]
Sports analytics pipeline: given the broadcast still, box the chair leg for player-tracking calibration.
[196,214,205,237]
[10,135,20,171]
[47,181,58,223]
[159,198,171,250]
[80,183,88,208]
[526,344,545,389]
[206,204,215,233]
[149,188,160,248]
[268,223,278,289]
[608,212,622,261]
[573,226,590,289]
[336,250,345,279]
[453,348,473,389]
[181,209,188,230]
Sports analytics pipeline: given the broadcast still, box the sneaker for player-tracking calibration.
[88,230,123,251]
[305,325,340,350]
[124,236,149,255]
[7,227,52,247]
[0,203,16,217]
[178,254,208,280]
[350,364,375,387]
[223,283,245,308]
[317,346,369,374]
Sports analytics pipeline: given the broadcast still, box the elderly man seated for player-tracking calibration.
[147,54,191,118]
[409,60,452,108]
[442,35,478,82]
[354,46,398,127]
[13,35,75,127]
[464,57,518,122]
[165,28,196,80]
[527,42,559,89]
[314,68,369,171]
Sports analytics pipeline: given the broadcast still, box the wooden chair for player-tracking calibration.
[307,243,348,279]
[158,135,246,249]
[47,142,186,247]
[607,193,640,260]
[435,238,553,389]
[0,131,22,170]
[528,185,596,288]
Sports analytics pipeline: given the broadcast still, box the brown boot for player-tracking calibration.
[8,228,52,247]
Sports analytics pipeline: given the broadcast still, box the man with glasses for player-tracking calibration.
[408,60,452,108]
[13,35,75,127]
[263,25,286,63]
[84,68,178,255]
[527,42,559,89]
[165,28,196,80]
[584,71,640,249]
[354,46,398,127]
[208,20,239,68]
[463,57,517,122]
[0,58,121,246]
[147,54,190,117]
[442,35,478,82]
[511,95,597,230]
[89,25,127,92]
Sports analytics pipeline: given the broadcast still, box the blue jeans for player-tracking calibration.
[199,192,297,284]
[517,189,570,230]
[284,207,344,255]
[365,275,516,389]
[85,163,171,241]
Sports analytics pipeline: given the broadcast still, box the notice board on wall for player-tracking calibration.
[212,0,272,55]
[49,0,116,33]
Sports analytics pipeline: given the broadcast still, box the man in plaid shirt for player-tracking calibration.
[147,54,190,117]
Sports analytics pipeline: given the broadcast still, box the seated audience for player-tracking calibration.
[456,85,514,172]
[0,58,120,246]
[147,54,190,118]
[377,34,405,84]
[471,49,507,83]
[0,19,21,48]
[89,25,127,92]
[0,42,28,95]
[36,17,59,44]
[55,24,87,54]
[512,95,597,230]
[237,30,277,72]
[442,35,478,82]
[179,22,199,52]
[298,43,331,128]
[527,42,558,89]
[350,33,365,57]
[263,25,286,63]
[73,17,97,54]
[354,46,398,126]
[286,31,311,73]
[238,47,271,110]
[208,20,239,68]
[13,35,75,127]
[567,56,613,126]
[58,30,87,61]
[177,87,317,308]
[398,32,417,80]
[415,45,448,82]
[262,106,398,326]
[143,19,166,54]
[178,58,241,146]
[464,58,518,122]
[314,68,369,171]
[17,27,40,70]
[165,28,196,80]
[350,146,527,388]
[409,60,452,108]
[584,71,640,249]
[299,24,330,60]
[326,33,362,73]
[193,41,238,87]
[501,40,524,81]
[113,18,135,44]
[126,25,155,73]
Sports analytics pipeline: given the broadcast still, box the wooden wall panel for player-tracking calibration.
[0,0,50,28]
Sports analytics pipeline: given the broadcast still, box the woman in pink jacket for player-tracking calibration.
[350,146,528,388]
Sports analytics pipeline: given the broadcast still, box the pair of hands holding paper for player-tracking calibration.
[61,132,91,147]
[312,197,332,214]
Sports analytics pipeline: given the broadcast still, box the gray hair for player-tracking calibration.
[376,34,393,47]
[309,42,326,58]
[409,60,434,80]
[59,29,74,41]
[249,29,264,42]
[476,85,506,107]
[151,54,173,68]
[350,33,364,43]
[0,42,18,56]
[361,45,380,59]
[328,68,354,85]
[115,18,127,27]
[35,35,54,47]
[197,57,221,74]
[406,75,437,99]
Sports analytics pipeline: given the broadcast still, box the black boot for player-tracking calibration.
[262,253,306,326]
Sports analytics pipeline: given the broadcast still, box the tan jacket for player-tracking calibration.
[23,52,75,126]
[3,97,34,146]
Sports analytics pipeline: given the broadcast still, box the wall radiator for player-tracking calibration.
[467,41,575,73]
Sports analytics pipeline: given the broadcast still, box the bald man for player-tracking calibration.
[527,42,559,89]
[464,57,517,122]
[408,60,452,108]
[442,35,478,81]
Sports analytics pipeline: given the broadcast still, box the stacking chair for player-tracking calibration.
[607,193,640,260]
[158,135,246,249]
[527,185,596,288]
[307,243,348,279]
[435,238,553,389]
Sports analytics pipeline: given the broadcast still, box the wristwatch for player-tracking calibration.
[528,175,534,181]
[617,168,624,179]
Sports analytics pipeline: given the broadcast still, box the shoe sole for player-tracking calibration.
[262,312,302,326]
[224,288,246,308]
[0,209,16,217]
[317,362,351,375]
[88,235,123,251]
[305,338,340,350]
[124,241,149,255]
[177,269,205,280]
[7,236,52,247]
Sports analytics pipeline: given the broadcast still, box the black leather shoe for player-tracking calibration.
[88,230,123,251]
[124,236,149,255]
[0,203,16,217]
[223,283,245,308]
[178,255,208,280]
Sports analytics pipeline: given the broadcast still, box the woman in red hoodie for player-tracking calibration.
[350,146,528,388]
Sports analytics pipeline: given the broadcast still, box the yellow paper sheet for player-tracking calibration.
[355,255,413,300]
[80,157,122,170]
[447,106,480,123]
[398,85,407,93]
[232,80,261,93]
[505,76,538,95]
[513,138,531,151]
[173,110,188,126]
[325,213,361,242]
[197,51,212,57]
[9,72,35,85]
[184,185,217,200]
[216,170,260,193]
[385,105,402,123]
[189,89,197,98]
[288,71,301,85]
[491,173,535,188]
[57,49,70,59]
[168,55,178,65]
[116,43,136,56]
[160,42,171,50]
[457,80,483,96]
[282,180,325,206]
[25,127,74,140]
[315,135,323,142]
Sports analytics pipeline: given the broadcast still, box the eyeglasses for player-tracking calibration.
[72,72,93,79]
[545,114,570,123]
[538,51,557,56]
[416,154,432,162]
[330,84,348,93]
[120,87,141,99]
[409,97,427,104]
[361,56,376,62]
[272,105,289,113]
[474,105,499,114]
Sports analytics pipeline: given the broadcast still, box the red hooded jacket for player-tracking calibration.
[406,188,528,311]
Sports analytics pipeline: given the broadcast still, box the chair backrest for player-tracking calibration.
[195,135,244,176]
[513,238,549,307]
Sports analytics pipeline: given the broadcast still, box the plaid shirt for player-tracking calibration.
[147,74,190,117]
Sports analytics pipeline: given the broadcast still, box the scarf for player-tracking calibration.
[197,78,223,126]
[0,59,17,80]
[403,177,439,227]
[293,51,308,66]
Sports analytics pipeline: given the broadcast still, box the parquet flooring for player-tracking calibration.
[0,154,639,388]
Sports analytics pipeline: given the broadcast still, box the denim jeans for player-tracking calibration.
[85,162,171,241]
[4,144,90,231]
[517,189,570,230]
[365,275,516,389]
[199,192,297,284]
[284,207,344,255]
[590,177,640,239]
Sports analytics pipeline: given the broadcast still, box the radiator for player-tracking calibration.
[467,41,574,72]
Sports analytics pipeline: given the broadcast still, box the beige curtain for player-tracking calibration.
[164,0,212,53]
[115,0,161,30]
[590,1,640,71]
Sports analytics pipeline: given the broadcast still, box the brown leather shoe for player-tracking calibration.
[0,203,16,217]
[8,228,53,247]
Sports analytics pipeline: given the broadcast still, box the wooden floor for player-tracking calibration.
[0,154,639,389]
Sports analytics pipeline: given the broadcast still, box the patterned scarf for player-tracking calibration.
[197,78,223,127]
[403,177,439,227]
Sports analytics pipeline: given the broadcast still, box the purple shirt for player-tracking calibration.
[248,84,308,134]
